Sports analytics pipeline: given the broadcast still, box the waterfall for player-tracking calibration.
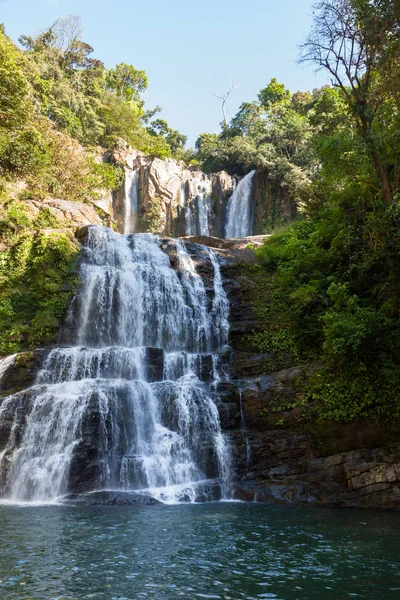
[183,174,212,236]
[179,183,186,208]
[0,354,16,388]
[124,168,140,235]
[0,227,231,503]
[225,170,256,238]
[196,175,212,236]
[185,206,195,235]
[183,178,194,236]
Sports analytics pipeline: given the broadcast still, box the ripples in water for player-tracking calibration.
[0,502,400,599]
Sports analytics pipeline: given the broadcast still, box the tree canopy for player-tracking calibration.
[0,16,186,196]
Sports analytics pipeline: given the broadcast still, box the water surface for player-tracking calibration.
[1,502,399,599]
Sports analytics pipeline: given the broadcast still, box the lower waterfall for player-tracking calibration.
[0,226,231,503]
[225,170,256,238]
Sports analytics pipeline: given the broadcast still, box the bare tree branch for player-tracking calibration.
[50,15,82,53]
[215,80,235,126]
[299,0,394,204]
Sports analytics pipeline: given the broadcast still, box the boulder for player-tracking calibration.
[61,490,162,506]
[27,199,102,227]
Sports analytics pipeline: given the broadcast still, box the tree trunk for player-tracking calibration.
[358,113,393,205]
[370,147,393,205]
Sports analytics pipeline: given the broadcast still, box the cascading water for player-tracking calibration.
[225,170,256,238]
[182,174,213,236]
[124,168,140,235]
[196,175,212,236]
[196,176,212,236]
[181,182,194,236]
[0,354,16,387]
[185,206,195,235]
[0,226,231,503]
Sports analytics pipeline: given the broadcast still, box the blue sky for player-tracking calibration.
[1,0,330,145]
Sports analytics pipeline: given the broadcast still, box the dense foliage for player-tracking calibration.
[0,16,186,202]
[0,203,79,353]
[196,78,316,208]
[244,0,400,422]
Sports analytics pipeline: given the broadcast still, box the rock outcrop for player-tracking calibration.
[27,198,102,227]
[231,433,400,510]
[109,141,302,238]
[61,491,162,506]
[253,169,297,232]
[0,351,46,394]
[111,143,235,237]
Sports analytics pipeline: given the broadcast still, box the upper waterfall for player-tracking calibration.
[123,167,140,235]
[113,149,235,238]
[0,227,231,503]
[225,170,256,238]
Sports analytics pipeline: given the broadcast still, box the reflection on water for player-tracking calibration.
[0,502,399,599]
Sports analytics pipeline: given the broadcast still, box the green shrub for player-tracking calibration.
[0,230,79,354]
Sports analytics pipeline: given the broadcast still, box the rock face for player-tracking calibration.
[5,144,299,240]
[253,169,297,232]
[90,192,113,223]
[109,142,301,238]
[111,143,235,237]
[231,434,400,510]
[216,246,400,510]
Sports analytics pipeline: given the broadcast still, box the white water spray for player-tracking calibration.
[225,170,256,238]
[0,227,231,503]
[124,168,140,235]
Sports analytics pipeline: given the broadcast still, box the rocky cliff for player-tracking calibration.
[110,140,234,237]
[211,240,400,510]
[8,141,297,239]
[253,169,297,233]
[108,141,298,238]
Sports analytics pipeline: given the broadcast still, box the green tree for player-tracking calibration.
[147,118,187,153]
[258,78,291,110]
[301,0,400,204]
[0,29,51,180]
[0,29,33,129]
[105,62,148,101]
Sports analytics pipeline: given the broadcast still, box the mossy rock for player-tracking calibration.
[0,349,47,393]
